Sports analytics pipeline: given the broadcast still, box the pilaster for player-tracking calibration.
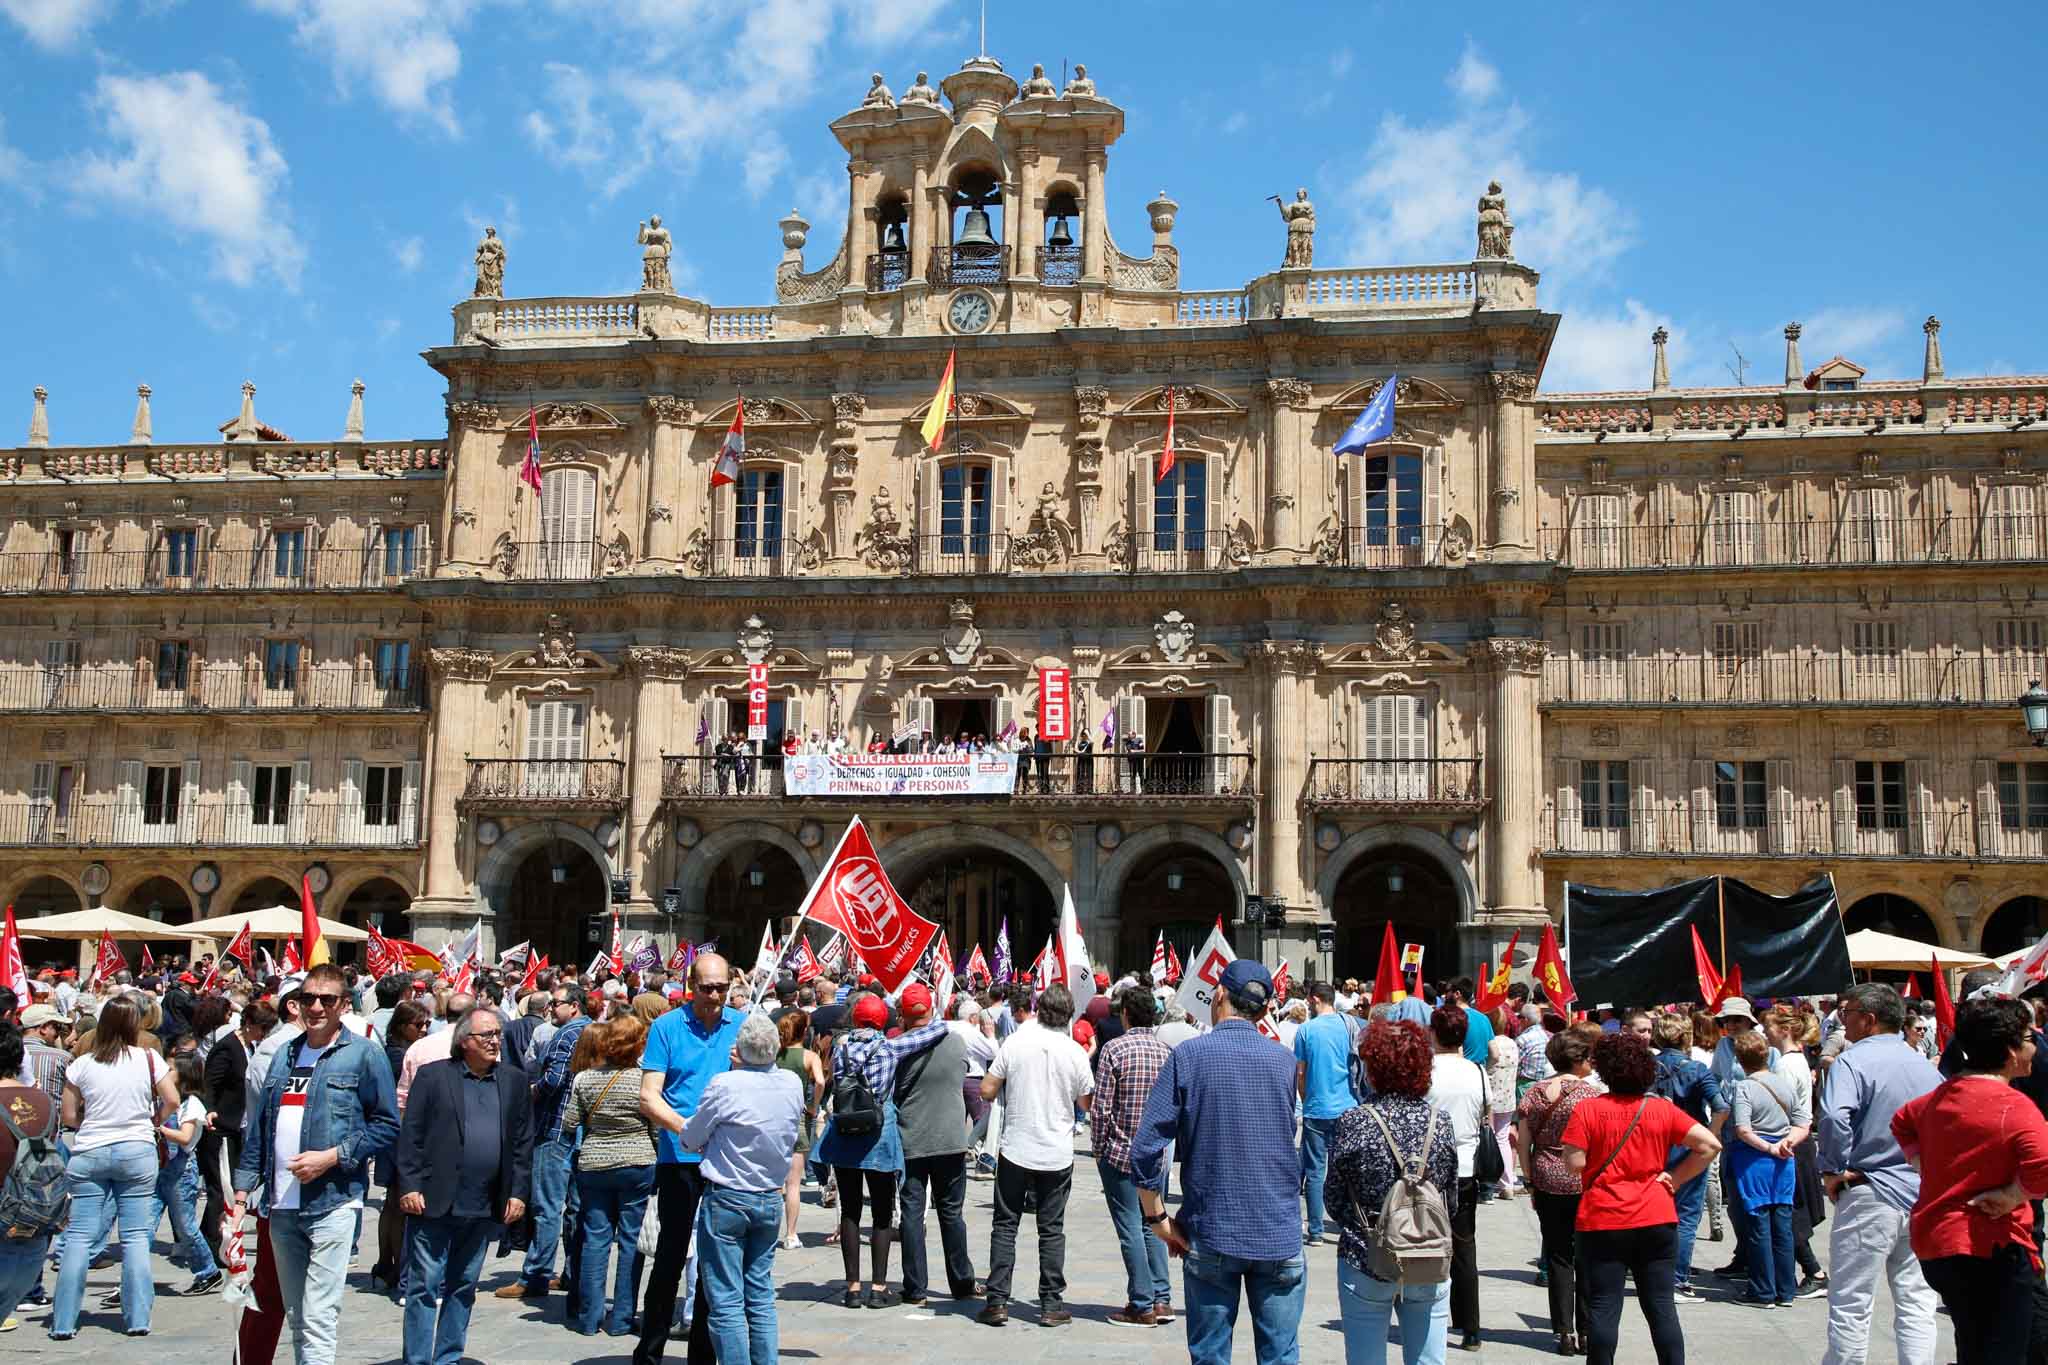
[1073,384,1109,567]
[441,401,504,575]
[827,392,865,561]
[624,645,691,926]
[421,646,494,911]
[1478,637,1546,915]
[641,396,693,569]
[1255,638,1321,912]
[1261,379,1313,562]
[1487,371,1537,558]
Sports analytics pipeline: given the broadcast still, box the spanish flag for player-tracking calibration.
[300,871,328,968]
[919,350,957,451]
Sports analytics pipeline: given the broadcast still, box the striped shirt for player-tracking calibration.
[831,1021,948,1095]
[1093,1026,1168,1173]
[21,1039,69,1100]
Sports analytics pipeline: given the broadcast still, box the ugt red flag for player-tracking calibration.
[90,929,125,988]
[1533,920,1576,1007]
[1165,939,1184,986]
[1930,955,1956,1047]
[517,951,547,995]
[793,816,939,997]
[224,922,255,973]
[1371,921,1402,1005]
[0,906,28,1003]
[1272,958,1292,1005]
[1900,974,1921,999]
[962,943,991,985]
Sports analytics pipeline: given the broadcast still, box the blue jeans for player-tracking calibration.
[52,1140,156,1336]
[153,1151,217,1277]
[269,1203,359,1365]
[697,1185,781,1365]
[573,1163,652,1335]
[521,1135,573,1290]
[1300,1117,1337,1239]
[1668,1161,1706,1285]
[1336,1257,1448,1365]
[1748,1202,1796,1304]
[1182,1244,1307,1365]
[402,1214,495,1365]
[0,1236,49,1324]
[1097,1159,1171,1310]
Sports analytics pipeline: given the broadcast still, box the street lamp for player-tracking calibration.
[2023,680,2048,746]
[746,861,766,889]
[1165,862,1184,893]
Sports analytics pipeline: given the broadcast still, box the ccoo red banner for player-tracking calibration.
[794,815,939,996]
[1038,666,1071,741]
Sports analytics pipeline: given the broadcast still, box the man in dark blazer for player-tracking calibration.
[200,999,276,1270]
[397,1006,533,1365]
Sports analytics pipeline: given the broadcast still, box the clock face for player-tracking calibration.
[191,865,219,895]
[948,291,994,334]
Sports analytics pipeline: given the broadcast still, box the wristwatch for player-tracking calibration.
[1147,1212,1172,1226]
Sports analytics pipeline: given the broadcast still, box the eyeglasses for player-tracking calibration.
[695,981,731,994]
[468,1032,503,1045]
[302,992,342,1007]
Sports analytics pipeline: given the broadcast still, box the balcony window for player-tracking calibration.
[143,763,183,827]
[1850,621,1900,679]
[1714,759,1766,829]
[164,528,198,578]
[1986,482,2041,560]
[1712,621,1760,678]
[251,763,293,826]
[1844,486,1896,562]
[382,525,418,578]
[1580,760,1631,830]
[940,463,992,557]
[525,698,588,797]
[1362,452,1424,550]
[264,640,301,692]
[1153,457,1208,553]
[364,763,404,826]
[374,640,412,691]
[734,469,784,563]
[1998,761,2048,831]
[1572,494,1623,568]
[271,529,305,582]
[154,640,191,692]
[1709,491,1760,565]
[1855,759,1906,831]
[539,467,597,580]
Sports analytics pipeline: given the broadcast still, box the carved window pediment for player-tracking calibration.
[1112,385,1246,421]
[904,390,1029,427]
[530,401,625,431]
[701,396,819,429]
[1328,375,1462,411]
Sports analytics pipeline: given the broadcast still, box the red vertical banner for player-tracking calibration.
[746,663,770,741]
[1038,666,1071,741]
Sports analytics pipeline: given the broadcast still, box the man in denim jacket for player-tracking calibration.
[234,962,400,1365]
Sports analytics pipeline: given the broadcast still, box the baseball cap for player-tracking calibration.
[1218,958,1274,1010]
[177,972,200,985]
[1092,971,1110,992]
[898,983,933,1017]
[20,1004,69,1028]
[857,973,878,988]
[1716,996,1757,1022]
[851,994,889,1030]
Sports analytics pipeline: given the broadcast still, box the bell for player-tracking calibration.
[1047,214,1074,249]
[881,221,906,253]
[955,205,997,249]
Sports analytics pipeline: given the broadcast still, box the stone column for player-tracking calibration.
[827,393,864,562]
[441,401,504,574]
[641,396,692,569]
[412,647,494,926]
[909,158,931,283]
[1483,638,1547,915]
[1263,379,1312,561]
[1487,371,1536,557]
[1257,639,1319,912]
[624,646,690,928]
[1081,148,1106,282]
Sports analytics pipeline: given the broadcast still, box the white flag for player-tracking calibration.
[1148,931,1170,987]
[1053,885,1096,1013]
[1174,919,1238,1020]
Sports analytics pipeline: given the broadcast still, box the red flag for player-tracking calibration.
[786,936,823,983]
[1718,963,1744,1010]
[1156,384,1177,483]
[609,911,624,971]
[450,960,475,995]
[141,943,156,974]
[0,906,28,1002]
[283,937,305,974]
[1272,958,1292,1005]
[1900,974,1921,1000]
[1690,925,1724,1008]
[90,928,125,988]
[300,872,326,968]
[1165,940,1183,986]
[792,816,939,997]
[517,950,546,995]
[1930,955,1956,1047]
[1255,1012,1284,1044]
[1533,920,1576,1008]
[963,944,991,984]
[666,940,693,974]
[224,922,255,973]
[1474,930,1521,1013]
[1371,921,1402,1005]
[198,957,222,994]
[520,401,543,493]
[712,400,744,488]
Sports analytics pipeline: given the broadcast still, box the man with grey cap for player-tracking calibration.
[18,1003,71,1097]
[1131,957,1304,1364]
[1706,995,1778,1282]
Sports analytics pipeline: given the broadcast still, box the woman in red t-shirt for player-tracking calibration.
[1892,996,2048,1365]
[1561,1032,1721,1365]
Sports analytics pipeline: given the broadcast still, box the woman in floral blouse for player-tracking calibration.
[1326,1018,1459,1364]
[1514,1025,1599,1355]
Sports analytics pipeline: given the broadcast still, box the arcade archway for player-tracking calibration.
[1327,847,1462,987]
[882,826,1064,977]
[1843,893,1940,945]
[701,840,810,962]
[498,839,609,968]
[230,876,296,917]
[338,877,412,939]
[124,876,194,924]
[1983,895,2048,959]
[1107,840,1244,972]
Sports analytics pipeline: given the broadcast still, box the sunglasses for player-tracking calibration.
[695,981,731,993]
[302,992,343,1007]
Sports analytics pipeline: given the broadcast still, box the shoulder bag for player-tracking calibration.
[1583,1098,1649,1192]
[1470,1059,1506,1186]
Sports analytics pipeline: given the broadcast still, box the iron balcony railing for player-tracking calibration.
[1538,515,2048,572]
[1544,804,1977,860]
[913,533,1013,576]
[1036,244,1082,287]
[493,540,605,581]
[1304,759,1486,807]
[1327,526,1459,570]
[460,758,628,806]
[0,799,419,849]
[659,752,1256,801]
[929,244,1009,287]
[704,537,805,579]
[0,547,433,594]
[865,250,909,293]
[0,663,425,713]
[1121,532,1236,574]
[1542,653,2048,708]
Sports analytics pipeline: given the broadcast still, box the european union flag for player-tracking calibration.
[1334,374,1398,455]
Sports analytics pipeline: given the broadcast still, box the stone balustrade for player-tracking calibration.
[707,308,777,341]
[0,442,445,482]
[1174,290,1248,325]
[1301,264,1476,312]
[488,297,643,342]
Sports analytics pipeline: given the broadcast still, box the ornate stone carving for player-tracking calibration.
[1311,517,1344,566]
[860,72,894,108]
[1266,377,1313,409]
[1074,385,1109,430]
[429,647,494,682]
[488,533,518,577]
[445,400,500,432]
[774,237,849,304]
[941,599,982,666]
[1225,519,1256,567]
[649,501,672,523]
[602,530,633,575]
[1277,188,1315,268]
[1590,724,1619,747]
[901,71,940,106]
[1488,371,1538,401]
[1153,610,1197,664]
[1103,518,1132,571]
[526,614,589,670]
[1476,180,1514,260]
[624,645,691,680]
[1373,601,1420,659]
[1020,62,1058,97]
[1254,638,1324,675]
[681,527,709,574]
[1865,723,1895,747]
[798,528,826,571]
[1009,482,1075,569]
[472,226,504,298]
[450,506,477,528]
[534,402,615,428]
[1441,519,1472,562]
[636,215,674,294]
[644,394,694,424]
[856,486,914,572]
[738,615,774,664]
[1484,638,1547,674]
[1491,485,1522,507]
[831,392,866,431]
[1727,723,1755,746]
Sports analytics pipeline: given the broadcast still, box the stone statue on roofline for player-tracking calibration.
[902,71,940,106]
[1064,64,1096,97]
[1275,187,1315,268]
[637,215,674,294]
[1477,180,1514,259]
[1021,63,1058,98]
[472,226,504,298]
[862,72,895,108]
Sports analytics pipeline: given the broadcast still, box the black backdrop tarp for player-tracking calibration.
[1566,876,1852,1008]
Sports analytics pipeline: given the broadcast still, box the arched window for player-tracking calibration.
[1040,188,1080,286]
[869,194,910,292]
[945,169,1004,284]
[538,466,596,580]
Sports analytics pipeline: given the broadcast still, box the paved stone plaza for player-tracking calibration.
[0,1151,1948,1363]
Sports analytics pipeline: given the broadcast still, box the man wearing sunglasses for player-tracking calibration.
[234,962,400,1365]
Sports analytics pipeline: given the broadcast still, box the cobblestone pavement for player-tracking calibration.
[0,1152,1949,1363]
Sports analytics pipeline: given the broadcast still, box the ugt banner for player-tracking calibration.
[746,664,770,741]
[784,751,1018,797]
[1038,666,1071,741]
[794,815,938,996]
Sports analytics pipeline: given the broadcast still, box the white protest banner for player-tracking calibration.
[1175,918,1238,1019]
[784,751,1018,798]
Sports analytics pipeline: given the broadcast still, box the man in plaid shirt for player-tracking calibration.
[1092,986,1173,1327]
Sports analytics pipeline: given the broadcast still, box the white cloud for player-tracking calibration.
[1544,299,1680,393]
[1220,111,1249,135]
[1338,46,1632,290]
[1781,306,1908,363]
[248,0,474,135]
[0,114,26,187]
[189,291,239,332]
[391,234,425,272]
[75,72,303,289]
[741,138,788,200]
[523,62,614,171]
[0,0,114,49]
[1446,40,1499,102]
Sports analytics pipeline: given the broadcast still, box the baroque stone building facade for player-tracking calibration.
[3,57,2043,975]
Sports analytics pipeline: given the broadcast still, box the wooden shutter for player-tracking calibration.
[28,761,51,843]
[400,760,422,844]
[1130,452,1154,563]
[707,696,730,747]
[916,459,939,571]
[1206,692,1234,791]
[1339,458,1361,564]
[1767,757,1795,853]
[228,760,253,841]
[116,761,143,838]
[1204,456,1226,569]
[1631,756,1658,853]
[341,759,364,844]
[994,694,1015,739]
[1553,756,1580,849]
[916,696,934,740]
[1118,695,1146,745]
[1689,758,1713,853]
[415,518,433,576]
[988,454,1011,570]
[179,758,201,841]
[1907,757,1934,854]
[784,695,805,746]
[1422,448,1444,563]
[1975,757,2000,857]
[708,472,731,575]
[1831,758,1856,854]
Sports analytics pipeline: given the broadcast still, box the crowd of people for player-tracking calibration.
[0,944,2041,1365]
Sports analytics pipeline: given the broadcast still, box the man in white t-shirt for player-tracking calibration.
[975,983,1094,1327]
[1425,1002,1488,1354]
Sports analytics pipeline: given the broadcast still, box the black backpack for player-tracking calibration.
[0,1100,69,1241]
[832,1051,884,1137]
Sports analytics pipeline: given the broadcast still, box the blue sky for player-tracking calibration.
[2,0,2042,446]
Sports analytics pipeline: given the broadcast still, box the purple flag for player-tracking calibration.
[1101,708,1116,742]
[992,916,1010,982]
[695,711,710,746]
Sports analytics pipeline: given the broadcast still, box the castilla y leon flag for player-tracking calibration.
[1156,384,1177,483]
[920,350,957,452]
[793,816,940,997]
[520,400,544,494]
[1174,918,1237,1018]
[1371,921,1402,1005]
[1149,930,1170,986]
[301,872,327,968]
[1474,930,1521,1013]
[1533,920,1577,1007]
[712,398,744,488]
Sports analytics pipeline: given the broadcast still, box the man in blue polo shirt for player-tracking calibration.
[1294,980,1357,1245]
[634,951,744,1365]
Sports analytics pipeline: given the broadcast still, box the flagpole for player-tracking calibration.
[1717,874,1727,975]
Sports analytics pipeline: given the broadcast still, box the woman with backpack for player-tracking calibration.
[0,1025,64,1331]
[1325,1018,1458,1364]
[1562,1031,1722,1365]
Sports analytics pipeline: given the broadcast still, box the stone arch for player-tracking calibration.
[325,863,420,910]
[1978,894,2047,958]
[878,823,1067,905]
[1096,822,1248,920]
[673,820,819,927]
[1842,891,1940,946]
[117,874,198,923]
[105,866,199,918]
[215,863,302,917]
[476,819,615,924]
[0,869,84,915]
[1316,823,1478,925]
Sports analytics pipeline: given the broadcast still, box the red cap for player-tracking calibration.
[178,972,200,985]
[899,983,932,1017]
[858,973,877,987]
[1093,971,1109,991]
[851,995,889,1030]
